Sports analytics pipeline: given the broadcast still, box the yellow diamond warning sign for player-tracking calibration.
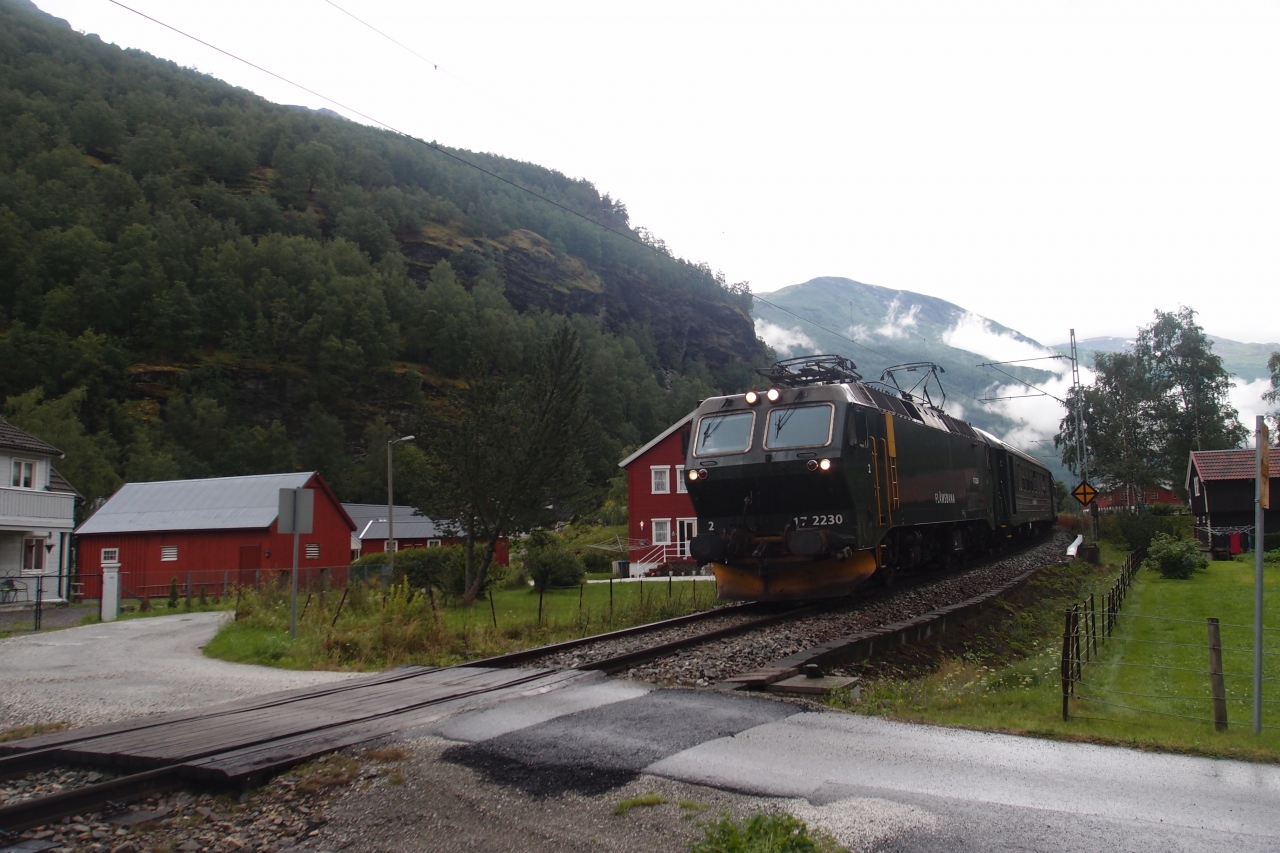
[1072,481,1097,506]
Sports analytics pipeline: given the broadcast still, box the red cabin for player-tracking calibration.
[74,472,355,600]
[618,413,699,576]
[344,503,510,565]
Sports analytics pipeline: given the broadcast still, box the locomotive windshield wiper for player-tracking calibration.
[773,407,798,439]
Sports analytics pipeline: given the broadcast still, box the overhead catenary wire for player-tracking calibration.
[102,0,695,270]
[101,0,1051,425]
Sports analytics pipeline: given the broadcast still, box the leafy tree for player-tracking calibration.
[3,386,121,502]
[1135,307,1246,490]
[417,324,590,605]
[1058,308,1245,498]
[1265,351,1280,438]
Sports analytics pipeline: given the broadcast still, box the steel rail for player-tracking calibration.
[578,601,834,674]
[465,599,769,668]
[0,765,184,834]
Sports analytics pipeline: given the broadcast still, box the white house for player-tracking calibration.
[0,418,79,605]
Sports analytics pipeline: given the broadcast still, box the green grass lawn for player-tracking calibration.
[204,576,720,671]
[830,550,1280,762]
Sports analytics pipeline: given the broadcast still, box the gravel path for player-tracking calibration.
[613,532,1071,686]
[0,612,358,731]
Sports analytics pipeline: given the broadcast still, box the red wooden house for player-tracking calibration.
[617,413,699,576]
[1094,484,1183,511]
[344,503,510,565]
[75,472,355,599]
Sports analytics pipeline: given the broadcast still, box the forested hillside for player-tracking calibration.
[0,0,769,509]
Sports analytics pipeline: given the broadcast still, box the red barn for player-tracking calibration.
[618,413,698,576]
[344,503,510,565]
[75,472,355,600]
[1094,484,1183,511]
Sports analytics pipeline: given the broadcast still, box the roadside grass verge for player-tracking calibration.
[828,550,1280,762]
[204,576,719,670]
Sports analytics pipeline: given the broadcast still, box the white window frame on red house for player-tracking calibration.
[651,465,670,495]
[160,546,178,562]
[427,539,442,547]
[305,543,320,560]
[651,519,672,545]
[675,465,687,493]
[101,547,119,565]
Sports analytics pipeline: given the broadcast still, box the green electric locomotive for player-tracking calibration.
[685,356,1057,601]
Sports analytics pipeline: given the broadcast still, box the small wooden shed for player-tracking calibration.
[1187,448,1280,557]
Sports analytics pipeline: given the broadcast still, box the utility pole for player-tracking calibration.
[1070,330,1095,541]
[387,435,415,579]
[1255,416,1270,735]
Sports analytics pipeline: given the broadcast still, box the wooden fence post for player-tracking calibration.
[1061,610,1072,720]
[1072,605,1082,683]
[1208,617,1228,732]
[1089,593,1097,659]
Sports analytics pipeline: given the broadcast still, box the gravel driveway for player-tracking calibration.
[0,612,358,731]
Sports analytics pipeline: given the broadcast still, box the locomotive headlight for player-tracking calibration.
[688,468,700,481]
[766,387,781,402]
[819,458,832,471]
[806,459,818,471]
[697,468,708,479]
[744,390,759,405]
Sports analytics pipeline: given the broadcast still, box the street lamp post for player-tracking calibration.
[387,435,415,578]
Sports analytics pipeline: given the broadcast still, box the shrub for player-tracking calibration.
[167,577,179,609]
[1149,502,1175,516]
[1143,533,1206,579]
[1106,511,1176,551]
[523,535,585,592]
[580,549,612,575]
[396,546,465,593]
[690,812,841,853]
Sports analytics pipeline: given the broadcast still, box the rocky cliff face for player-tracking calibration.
[399,224,763,372]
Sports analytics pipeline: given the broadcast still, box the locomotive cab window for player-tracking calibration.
[765,403,834,450]
[848,407,870,447]
[693,412,755,456]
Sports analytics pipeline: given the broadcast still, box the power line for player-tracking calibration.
[318,0,472,91]
[98,1,1049,423]
[103,0,670,261]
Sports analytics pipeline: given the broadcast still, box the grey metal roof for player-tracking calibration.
[357,517,456,541]
[341,503,422,531]
[0,417,62,457]
[76,472,316,535]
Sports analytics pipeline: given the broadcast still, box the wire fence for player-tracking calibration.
[1060,546,1276,732]
[72,565,376,605]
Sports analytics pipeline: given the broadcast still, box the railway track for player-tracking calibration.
[0,533,1069,837]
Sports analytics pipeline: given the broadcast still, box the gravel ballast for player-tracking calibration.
[604,532,1071,685]
[0,612,357,732]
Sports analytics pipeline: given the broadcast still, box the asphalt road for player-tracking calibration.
[434,678,1280,852]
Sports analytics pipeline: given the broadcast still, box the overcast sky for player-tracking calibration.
[34,0,1278,351]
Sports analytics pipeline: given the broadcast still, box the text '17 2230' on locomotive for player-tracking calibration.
[684,356,1057,601]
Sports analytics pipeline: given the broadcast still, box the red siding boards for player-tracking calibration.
[620,414,698,574]
[76,473,354,599]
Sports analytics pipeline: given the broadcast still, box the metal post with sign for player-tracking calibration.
[279,487,314,640]
[1255,417,1270,735]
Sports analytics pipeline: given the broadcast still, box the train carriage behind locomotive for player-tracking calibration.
[684,356,1057,601]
